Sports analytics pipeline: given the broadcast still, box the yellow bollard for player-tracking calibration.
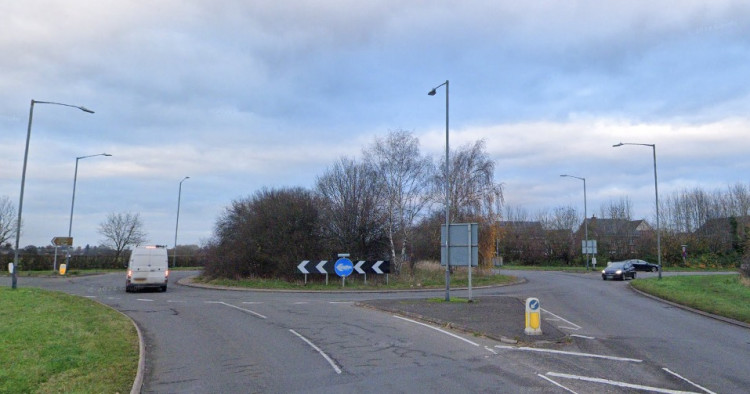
[59,264,67,275]
[524,297,542,335]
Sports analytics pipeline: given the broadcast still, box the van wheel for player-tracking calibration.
[161,285,167,292]
[125,285,132,293]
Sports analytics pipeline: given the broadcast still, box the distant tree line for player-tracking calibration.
[497,184,750,268]
[202,130,504,280]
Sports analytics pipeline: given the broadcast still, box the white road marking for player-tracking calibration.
[242,301,263,305]
[558,326,581,330]
[167,300,186,303]
[215,301,267,319]
[541,308,581,330]
[289,329,342,374]
[663,368,717,394]
[538,374,578,394]
[546,372,700,394]
[83,295,96,298]
[570,334,596,340]
[393,315,480,347]
[293,301,309,305]
[495,345,642,362]
[484,346,498,354]
[137,298,154,302]
[328,301,352,304]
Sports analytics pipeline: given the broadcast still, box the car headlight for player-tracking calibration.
[602,270,606,274]
[616,270,622,275]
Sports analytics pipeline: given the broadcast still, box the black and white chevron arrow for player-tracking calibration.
[299,260,390,274]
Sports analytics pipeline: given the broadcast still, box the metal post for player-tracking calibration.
[173,176,190,268]
[11,100,93,289]
[429,80,450,301]
[613,142,662,280]
[67,153,110,272]
[467,223,472,302]
[652,145,662,280]
[561,174,588,270]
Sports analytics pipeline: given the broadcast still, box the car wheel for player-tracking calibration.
[602,276,606,280]
[632,272,636,280]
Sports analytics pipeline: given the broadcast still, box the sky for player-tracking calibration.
[2,1,750,249]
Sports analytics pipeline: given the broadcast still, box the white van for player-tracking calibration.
[126,245,169,292]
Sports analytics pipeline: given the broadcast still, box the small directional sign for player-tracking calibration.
[52,236,73,246]
[354,260,366,274]
[334,258,354,277]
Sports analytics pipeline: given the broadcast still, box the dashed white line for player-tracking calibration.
[663,368,717,394]
[84,295,97,298]
[495,345,642,362]
[393,315,480,347]
[546,372,700,394]
[538,374,578,394]
[541,308,581,330]
[328,301,352,304]
[214,301,267,319]
[137,298,154,302]
[242,301,263,305]
[293,301,309,305]
[570,334,595,340]
[484,346,498,355]
[289,329,342,374]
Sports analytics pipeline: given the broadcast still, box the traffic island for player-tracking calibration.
[358,296,567,345]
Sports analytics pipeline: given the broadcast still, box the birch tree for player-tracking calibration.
[365,130,434,275]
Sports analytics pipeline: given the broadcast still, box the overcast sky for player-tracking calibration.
[2,1,749,249]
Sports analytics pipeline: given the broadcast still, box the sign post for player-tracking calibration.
[334,255,354,287]
[525,297,542,336]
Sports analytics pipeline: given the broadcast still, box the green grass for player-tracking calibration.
[631,274,750,324]
[0,288,139,393]
[197,264,517,290]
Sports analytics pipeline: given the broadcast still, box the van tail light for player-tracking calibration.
[165,269,169,278]
[127,269,132,279]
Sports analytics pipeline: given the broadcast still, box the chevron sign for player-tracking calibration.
[298,260,390,275]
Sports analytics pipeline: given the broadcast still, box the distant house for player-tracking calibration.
[576,216,653,259]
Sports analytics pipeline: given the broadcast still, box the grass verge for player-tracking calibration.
[0,288,139,393]
[631,274,750,324]
[197,263,517,290]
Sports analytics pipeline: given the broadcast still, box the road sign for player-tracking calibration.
[52,236,73,246]
[440,223,479,267]
[298,259,390,275]
[334,258,354,277]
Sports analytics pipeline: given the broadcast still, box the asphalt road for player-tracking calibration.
[14,270,749,393]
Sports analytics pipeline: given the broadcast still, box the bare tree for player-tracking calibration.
[316,157,388,259]
[365,130,434,275]
[0,196,19,246]
[98,212,148,265]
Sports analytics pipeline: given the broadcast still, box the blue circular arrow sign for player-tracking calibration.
[334,258,354,277]
[529,299,539,311]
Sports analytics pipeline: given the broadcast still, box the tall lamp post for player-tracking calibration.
[11,100,94,289]
[613,142,662,279]
[173,176,190,268]
[560,174,589,270]
[428,80,450,301]
[66,153,112,271]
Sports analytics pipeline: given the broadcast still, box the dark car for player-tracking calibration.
[628,259,659,272]
[602,261,636,281]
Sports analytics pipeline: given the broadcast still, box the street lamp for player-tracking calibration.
[428,80,451,301]
[560,174,589,270]
[613,142,662,279]
[11,100,94,289]
[66,153,112,271]
[173,176,190,268]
